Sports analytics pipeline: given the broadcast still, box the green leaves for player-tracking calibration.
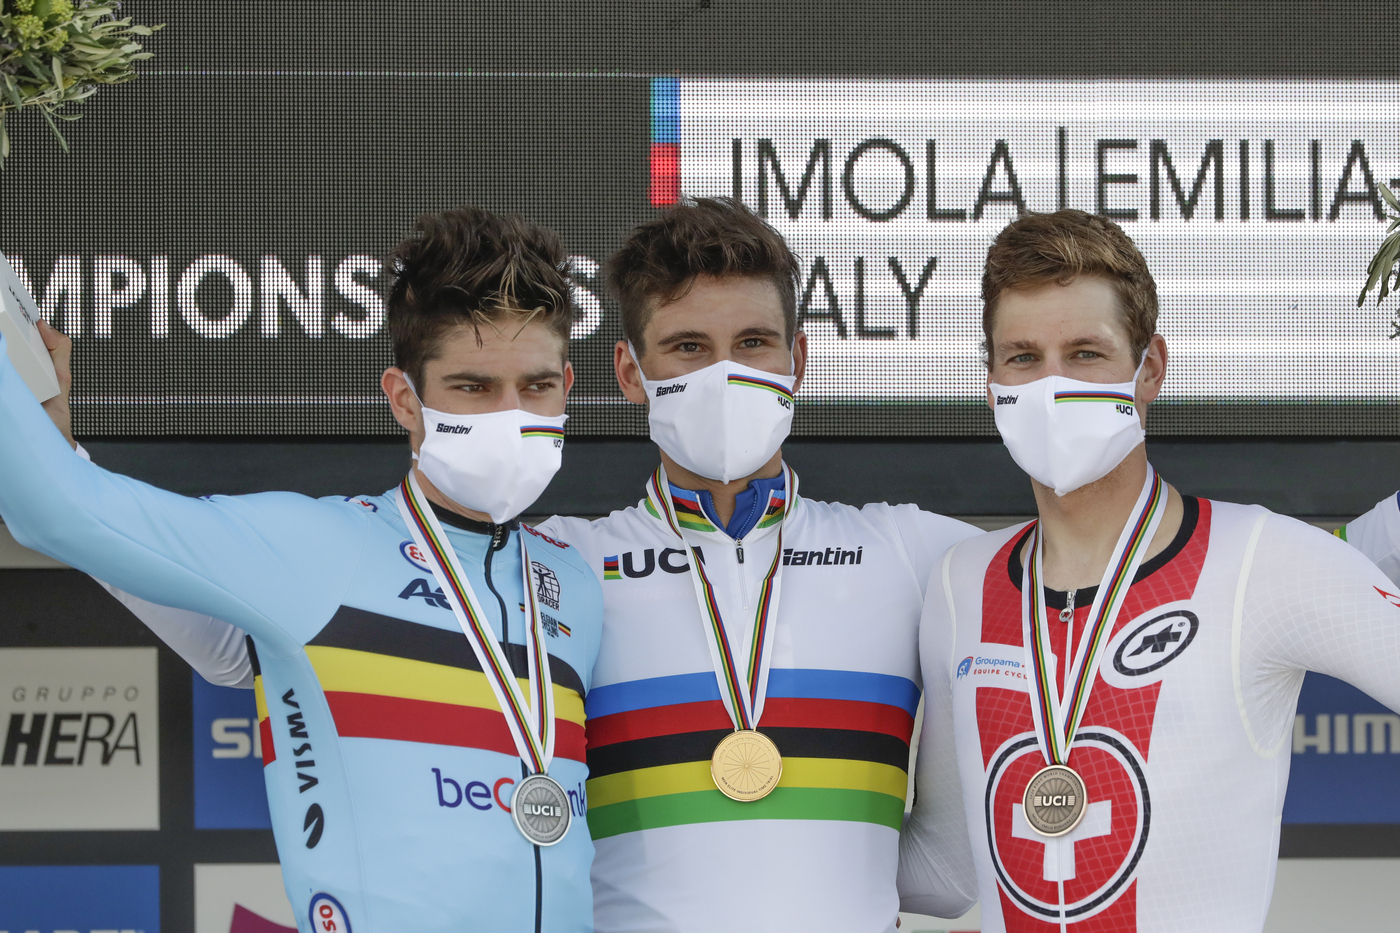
[0,1,163,166]
[1358,184,1400,310]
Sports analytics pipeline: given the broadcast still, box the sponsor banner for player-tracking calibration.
[677,79,1400,404]
[0,647,158,830]
[193,674,272,830]
[1285,672,1400,823]
[0,864,159,933]
[193,864,295,933]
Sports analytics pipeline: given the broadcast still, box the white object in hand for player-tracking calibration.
[0,252,58,401]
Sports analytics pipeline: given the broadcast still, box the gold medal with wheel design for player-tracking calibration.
[1023,764,1089,836]
[711,729,782,801]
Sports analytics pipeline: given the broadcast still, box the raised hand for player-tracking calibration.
[36,319,76,450]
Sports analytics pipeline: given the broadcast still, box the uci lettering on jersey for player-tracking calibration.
[539,475,981,933]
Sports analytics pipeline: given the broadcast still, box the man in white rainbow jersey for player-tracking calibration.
[897,209,1400,932]
[43,198,983,931]
[547,198,980,931]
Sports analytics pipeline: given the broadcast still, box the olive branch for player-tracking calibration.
[1357,183,1400,338]
[0,0,162,166]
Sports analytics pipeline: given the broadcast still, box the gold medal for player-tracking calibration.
[711,729,782,801]
[1022,764,1088,836]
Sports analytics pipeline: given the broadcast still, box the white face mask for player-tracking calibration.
[989,364,1146,497]
[408,380,567,524]
[634,346,797,483]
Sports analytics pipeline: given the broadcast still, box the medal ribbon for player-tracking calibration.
[644,463,795,731]
[397,471,556,774]
[1023,467,1167,766]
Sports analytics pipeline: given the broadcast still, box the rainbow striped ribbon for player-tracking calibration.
[727,373,796,404]
[397,471,556,775]
[1022,468,1168,766]
[643,463,796,731]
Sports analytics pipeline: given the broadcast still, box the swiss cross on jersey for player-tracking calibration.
[972,500,1211,930]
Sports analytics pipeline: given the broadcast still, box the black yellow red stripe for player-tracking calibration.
[399,477,549,773]
[307,607,585,761]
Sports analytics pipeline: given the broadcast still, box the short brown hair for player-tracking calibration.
[982,210,1158,364]
[388,206,573,387]
[606,197,801,354]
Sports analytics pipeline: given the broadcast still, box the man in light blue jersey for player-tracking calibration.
[0,207,603,933]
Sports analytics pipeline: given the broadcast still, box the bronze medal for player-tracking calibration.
[1022,764,1088,837]
[711,729,783,802]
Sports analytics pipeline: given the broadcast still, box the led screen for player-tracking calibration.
[0,9,1395,437]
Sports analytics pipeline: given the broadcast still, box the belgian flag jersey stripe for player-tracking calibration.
[303,606,587,761]
[0,341,604,933]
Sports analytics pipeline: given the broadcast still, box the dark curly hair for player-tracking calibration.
[388,206,573,387]
[606,197,801,355]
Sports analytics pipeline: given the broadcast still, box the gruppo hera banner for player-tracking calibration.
[660,79,1400,405]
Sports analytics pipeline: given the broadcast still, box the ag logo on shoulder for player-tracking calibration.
[1113,609,1198,676]
[309,893,351,932]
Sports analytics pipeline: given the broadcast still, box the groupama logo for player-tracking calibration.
[956,657,973,679]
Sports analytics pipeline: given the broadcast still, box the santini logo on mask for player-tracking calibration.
[633,345,797,483]
[990,365,1145,497]
[407,377,567,524]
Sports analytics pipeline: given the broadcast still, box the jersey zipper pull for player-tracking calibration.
[492,524,507,550]
[1059,588,1076,623]
[736,544,745,564]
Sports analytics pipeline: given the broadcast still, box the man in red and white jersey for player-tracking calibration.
[898,210,1400,932]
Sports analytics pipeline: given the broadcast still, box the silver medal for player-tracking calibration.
[511,773,571,846]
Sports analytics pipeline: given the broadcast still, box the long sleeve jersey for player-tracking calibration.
[0,334,603,933]
[899,495,1400,932]
[541,476,982,932]
[81,467,982,931]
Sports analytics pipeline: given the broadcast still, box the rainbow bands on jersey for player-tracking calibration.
[1054,390,1135,405]
[643,463,795,732]
[397,471,556,775]
[1022,467,1167,766]
[728,373,796,403]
